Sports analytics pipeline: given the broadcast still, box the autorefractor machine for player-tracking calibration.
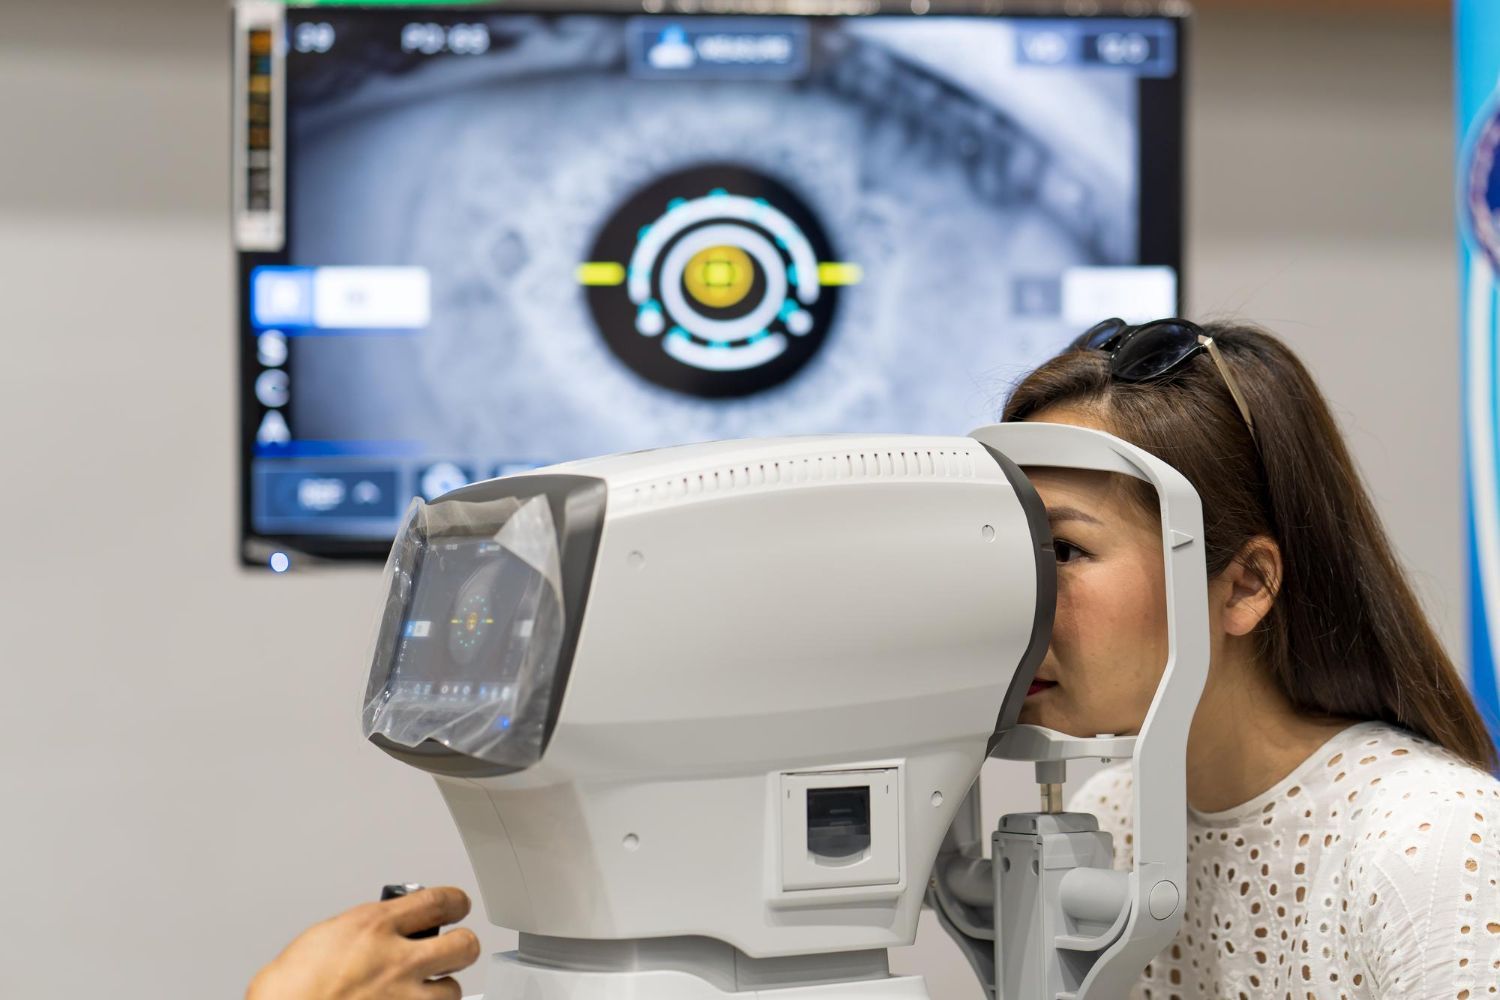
[360,422,1210,1000]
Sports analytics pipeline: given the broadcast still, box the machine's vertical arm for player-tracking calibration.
[966,422,1211,1000]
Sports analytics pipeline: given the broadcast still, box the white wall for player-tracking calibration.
[0,4,1459,998]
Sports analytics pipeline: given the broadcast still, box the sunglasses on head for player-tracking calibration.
[1068,317,1258,443]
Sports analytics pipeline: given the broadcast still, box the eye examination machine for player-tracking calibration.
[361,422,1210,1000]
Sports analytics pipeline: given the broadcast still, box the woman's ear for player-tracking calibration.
[1217,535,1283,637]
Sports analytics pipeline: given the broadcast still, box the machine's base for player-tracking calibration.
[473,950,934,1000]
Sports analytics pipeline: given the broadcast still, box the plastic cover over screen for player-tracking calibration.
[363,493,565,768]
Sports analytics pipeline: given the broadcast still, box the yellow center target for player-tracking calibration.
[581,165,847,397]
[683,245,755,309]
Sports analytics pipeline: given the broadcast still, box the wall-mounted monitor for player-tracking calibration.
[234,0,1185,564]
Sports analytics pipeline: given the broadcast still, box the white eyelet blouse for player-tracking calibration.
[1066,721,1500,999]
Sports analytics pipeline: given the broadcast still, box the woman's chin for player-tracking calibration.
[1017,687,1061,726]
[1017,705,1047,728]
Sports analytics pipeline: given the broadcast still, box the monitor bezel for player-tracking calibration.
[235,0,1187,567]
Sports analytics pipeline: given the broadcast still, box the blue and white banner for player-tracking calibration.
[1458,0,1500,751]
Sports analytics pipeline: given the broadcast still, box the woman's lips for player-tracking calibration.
[1026,680,1058,697]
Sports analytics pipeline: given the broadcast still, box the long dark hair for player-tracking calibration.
[1003,319,1498,773]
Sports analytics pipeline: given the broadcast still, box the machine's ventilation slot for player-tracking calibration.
[626,447,980,508]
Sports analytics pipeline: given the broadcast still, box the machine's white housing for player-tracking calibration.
[370,425,1212,1000]
[429,434,1048,958]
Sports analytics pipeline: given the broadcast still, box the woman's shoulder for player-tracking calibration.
[1329,725,1500,992]
[1335,722,1500,821]
[1333,722,1500,874]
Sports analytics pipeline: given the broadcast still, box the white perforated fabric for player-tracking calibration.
[1067,721,1500,999]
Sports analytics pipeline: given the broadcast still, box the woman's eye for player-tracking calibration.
[1054,540,1085,564]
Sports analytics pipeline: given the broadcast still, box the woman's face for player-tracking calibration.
[1016,406,1170,737]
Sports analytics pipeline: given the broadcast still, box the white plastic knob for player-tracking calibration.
[1148,879,1180,920]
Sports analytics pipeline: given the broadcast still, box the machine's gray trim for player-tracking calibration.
[368,474,608,779]
[925,886,996,997]
[978,445,1057,749]
[369,733,523,779]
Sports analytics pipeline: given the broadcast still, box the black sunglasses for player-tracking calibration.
[1068,317,1258,443]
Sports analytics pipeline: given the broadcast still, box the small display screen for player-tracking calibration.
[386,536,554,717]
[364,490,574,768]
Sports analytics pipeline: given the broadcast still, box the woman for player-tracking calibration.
[1011,317,1500,999]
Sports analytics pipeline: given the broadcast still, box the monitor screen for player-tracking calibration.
[234,1,1184,563]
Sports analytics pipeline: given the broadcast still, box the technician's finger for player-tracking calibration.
[419,976,463,1000]
[387,886,472,936]
[411,927,483,979]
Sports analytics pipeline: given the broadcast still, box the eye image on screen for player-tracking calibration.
[388,538,553,700]
[584,163,842,398]
[449,586,495,666]
[235,6,1182,559]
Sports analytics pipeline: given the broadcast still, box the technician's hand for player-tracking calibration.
[246,886,481,1000]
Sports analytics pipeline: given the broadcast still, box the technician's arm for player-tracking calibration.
[246,886,482,1000]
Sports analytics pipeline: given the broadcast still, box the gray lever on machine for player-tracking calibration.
[381,883,440,940]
